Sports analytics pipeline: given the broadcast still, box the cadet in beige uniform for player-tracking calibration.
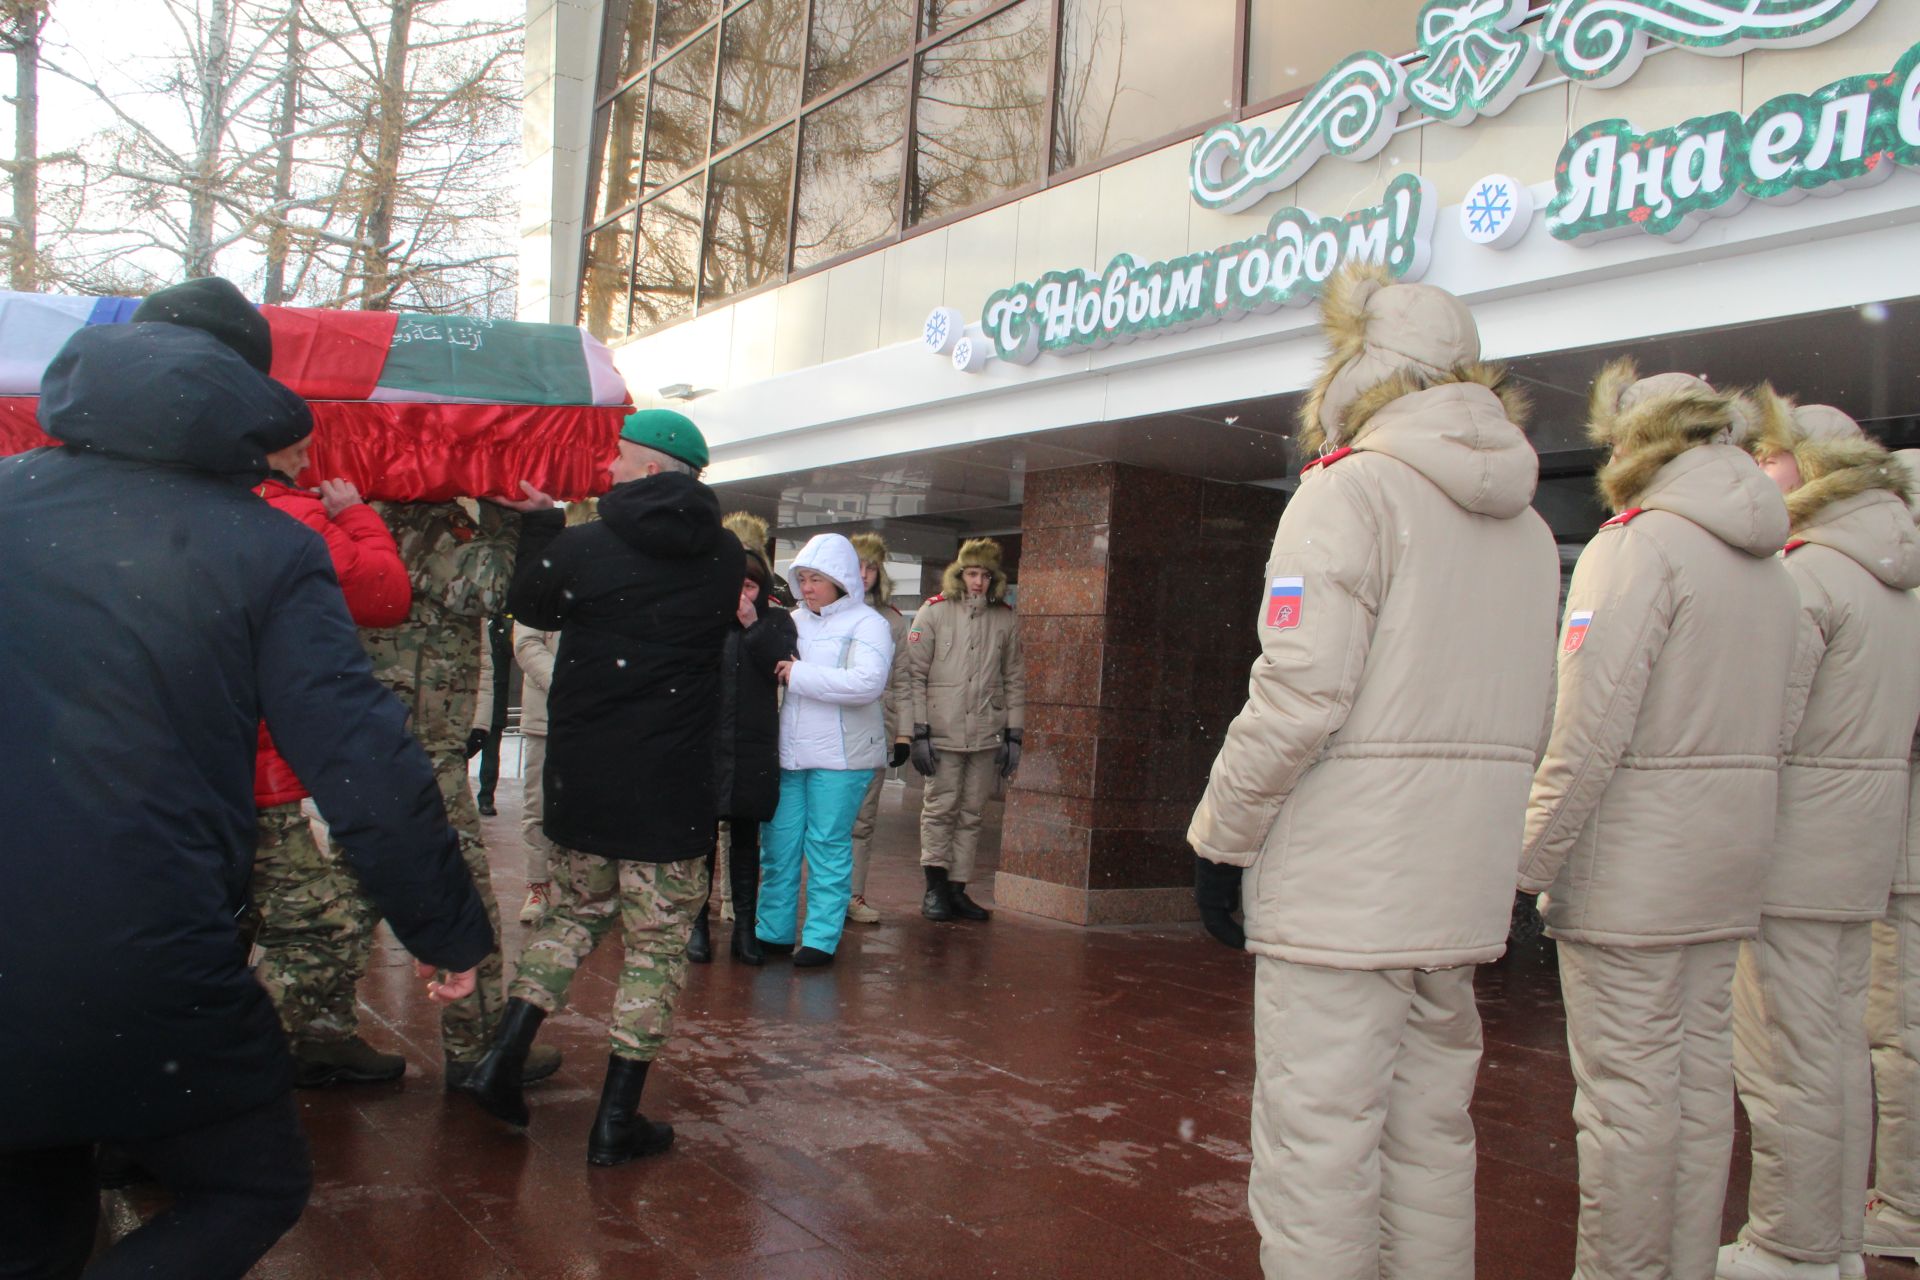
[907,538,1024,922]
[1865,450,1920,1263]
[847,532,912,924]
[1521,363,1799,1280]
[1191,266,1558,1279]
[1718,396,1920,1280]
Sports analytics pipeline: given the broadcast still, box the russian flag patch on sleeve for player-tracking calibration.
[1265,577,1304,629]
[1564,610,1593,653]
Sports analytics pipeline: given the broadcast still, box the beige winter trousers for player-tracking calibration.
[1558,939,1740,1280]
[1871,894,1920,1214]
[918,747,996,884]
[1732,916,1873,1262]
[849,768,885,896]
[1249,957,1479,1280]
[519,732,557,885]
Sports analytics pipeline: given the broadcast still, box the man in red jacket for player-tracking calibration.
[249,430,418,1086]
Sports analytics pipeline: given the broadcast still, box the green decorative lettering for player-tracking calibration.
[1546,39,1920,243]
[1544,0,1881,88]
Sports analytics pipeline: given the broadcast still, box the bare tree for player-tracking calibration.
[0,0,48,288]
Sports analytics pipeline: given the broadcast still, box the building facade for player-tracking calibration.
[522,0,1920,923]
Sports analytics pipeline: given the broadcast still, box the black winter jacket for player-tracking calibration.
[715,602,797,823]
[509,472,744,861]
[0,324,492,1150]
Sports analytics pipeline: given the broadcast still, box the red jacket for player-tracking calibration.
[254,478,412,806]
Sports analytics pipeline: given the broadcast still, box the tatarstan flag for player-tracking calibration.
[0,291,632,501]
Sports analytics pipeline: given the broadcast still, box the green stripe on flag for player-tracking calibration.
[378,314,593,404]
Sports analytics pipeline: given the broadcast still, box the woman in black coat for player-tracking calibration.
[694,546,796,964]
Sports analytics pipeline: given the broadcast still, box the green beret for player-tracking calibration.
[619,407,709,468]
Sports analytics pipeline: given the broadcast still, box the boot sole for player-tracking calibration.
[588,1128,674,1166]
[293,1062,406,1089]
[1865,1243,1920,1259]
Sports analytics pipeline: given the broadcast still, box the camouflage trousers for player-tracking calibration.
[509,849,707,1062]
[251,750,505,1061]
[252,802,377,1045]
[429,748,507,1063]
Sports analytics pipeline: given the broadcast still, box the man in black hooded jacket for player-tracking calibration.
[457,408,743,1167]
[0,279,493,1280]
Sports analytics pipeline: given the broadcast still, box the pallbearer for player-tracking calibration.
[1191,263,1558,1279]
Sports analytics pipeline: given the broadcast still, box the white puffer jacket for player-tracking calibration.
[780,534,894,771]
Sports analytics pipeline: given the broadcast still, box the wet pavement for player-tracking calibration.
[205,774,1905,1278]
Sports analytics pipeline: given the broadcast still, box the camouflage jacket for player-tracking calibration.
[359,501,518,754]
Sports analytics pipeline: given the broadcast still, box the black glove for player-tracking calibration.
[996,729,1022,778]
[1510,889,1545,946]
[464,727,489,759]
[890,741,911,769]
[1194,856,1246,950]
[909,725,937,777]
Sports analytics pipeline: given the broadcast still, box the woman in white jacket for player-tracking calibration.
[758,533,894,967]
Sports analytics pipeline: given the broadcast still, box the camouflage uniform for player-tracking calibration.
[358,499,519,1063]
[511,850,708,1061]
[252,802,377,1045]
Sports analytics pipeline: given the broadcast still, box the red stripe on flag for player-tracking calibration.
[261,306,398,401]
[0,395,625,503]
[0,397,55,454]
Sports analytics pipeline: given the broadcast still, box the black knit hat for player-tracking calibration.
[130,277,273,375]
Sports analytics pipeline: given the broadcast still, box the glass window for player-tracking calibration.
[653,0,718,60]
[580,213,637,341]
[1053,0,1235,173]
[644,28,718,187]
[922,0,998,38]
[1245,0,1424,107]
[702,126,795,303]
[632,175,707,331]
[603,0,657,89]
[715,0,805,153]
[793,67,907,270]
[806,0,914,102]
[594,78,647,221]
[909,0,1049,226]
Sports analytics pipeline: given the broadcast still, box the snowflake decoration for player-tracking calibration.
[924,310,950,349]
[1466,181,1513,235]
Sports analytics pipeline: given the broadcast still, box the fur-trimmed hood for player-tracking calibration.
[1586,358,1786,557]
[1745,391,1920,588]
[722,510,770,554]
[850,531,893,605]
[1298,263,1486,456]
[1892,449,1920,522]
[941,537,1008,602]
[1345,380,1540,518]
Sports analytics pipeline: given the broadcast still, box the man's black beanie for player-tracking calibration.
[130,277,273,376]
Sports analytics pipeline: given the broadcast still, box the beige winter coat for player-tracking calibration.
[907,592,1025,752]
[875,602,910,744]
[512,622,559,736]
[1898,449,1920,895]
[1764,482,1920,918]
[1189,379,1559,970]
[1520,442,1800,946]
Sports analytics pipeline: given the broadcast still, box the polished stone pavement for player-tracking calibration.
[210,776,1905,1278]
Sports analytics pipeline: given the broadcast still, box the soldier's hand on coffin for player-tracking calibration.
[496,480,557,513]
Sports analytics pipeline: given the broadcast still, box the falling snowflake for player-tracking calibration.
[1465,181,1513,236]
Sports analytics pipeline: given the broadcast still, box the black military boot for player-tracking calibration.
[730,890,764,965]
[453,997,546,1127]
[949,882,992,922]
[587,1055,675,1167]
[686,905,712,964]
[922,865,955,922]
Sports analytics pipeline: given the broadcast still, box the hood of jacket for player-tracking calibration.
[790,532,864,607]
[1793,485,1920,590]
[1348,378,1538,518]
[598,469,721,560]
[1633,443,1790,558]
[39,322,311,482]
[1893,449,1920,521]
